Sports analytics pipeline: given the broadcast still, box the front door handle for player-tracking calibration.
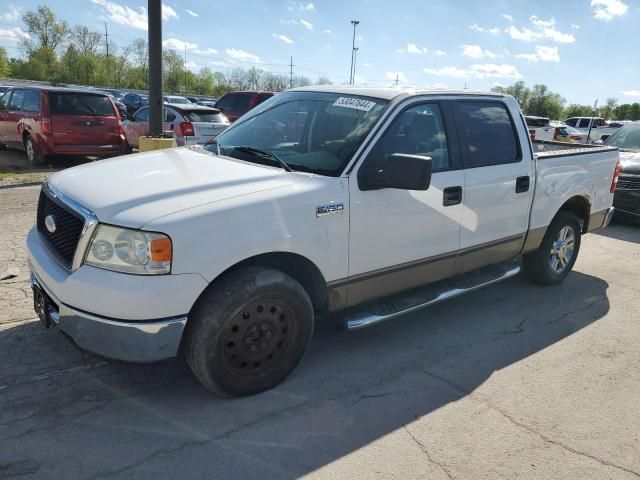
[516,176,530,193]
[443,186,462,206]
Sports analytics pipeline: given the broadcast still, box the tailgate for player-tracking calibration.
[192,122,227,141]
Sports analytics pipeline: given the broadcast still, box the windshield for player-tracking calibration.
[605,123,640,151]
[205,91,389,176]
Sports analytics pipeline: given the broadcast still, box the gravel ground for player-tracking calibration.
[0,185,639,480]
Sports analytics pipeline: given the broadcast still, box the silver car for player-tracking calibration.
[123,104,230,149]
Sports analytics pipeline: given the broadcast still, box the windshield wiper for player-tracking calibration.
[233,146,293,172]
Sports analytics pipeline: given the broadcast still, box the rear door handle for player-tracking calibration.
[443,186,462,206]
[516,176,530,193]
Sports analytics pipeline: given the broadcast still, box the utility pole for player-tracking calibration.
[353,47,359,84]
[289,56,294,89]
[148,0,163,135]
[395,73,399,86]
[349,20,359,85]
[104,22,109,85]
[184,44,187,95]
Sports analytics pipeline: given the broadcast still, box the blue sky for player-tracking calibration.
[0,0,638,104]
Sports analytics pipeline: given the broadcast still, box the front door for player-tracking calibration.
[347,100,464,306]
[450,99,534,273]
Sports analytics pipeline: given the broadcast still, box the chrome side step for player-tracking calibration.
[344,260,521,330]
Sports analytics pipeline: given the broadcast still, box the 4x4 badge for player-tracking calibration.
[316,203,344,217]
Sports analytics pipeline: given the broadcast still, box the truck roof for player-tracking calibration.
[290,85,506,101]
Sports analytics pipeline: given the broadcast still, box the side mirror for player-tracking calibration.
[361,153,432,191]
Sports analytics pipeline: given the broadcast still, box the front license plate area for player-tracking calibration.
[32,284,52,328]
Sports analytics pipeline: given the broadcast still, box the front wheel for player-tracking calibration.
[183,267,314,397]
[523,211,582,286]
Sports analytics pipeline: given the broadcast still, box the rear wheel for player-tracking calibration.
[523,211,581,286]
[183,267,314,397]
[24,135,46,167]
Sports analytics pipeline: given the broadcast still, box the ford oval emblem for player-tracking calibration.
[44,215,57,233]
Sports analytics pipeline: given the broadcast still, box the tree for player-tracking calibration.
[316,76,332,85]
[72,25,102,56]
[600,97,618,120]
[0,47,11,77]
[22,6,70,53]
[564,104,593,118]
[492,81,531,110]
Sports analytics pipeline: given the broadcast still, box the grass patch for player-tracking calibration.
[0,172,16,181]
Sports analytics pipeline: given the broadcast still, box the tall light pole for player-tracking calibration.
[148,0,162,135]
[353,47,359,84]
[349,20,359,85]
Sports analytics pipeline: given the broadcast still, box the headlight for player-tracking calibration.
[84,225,172,275]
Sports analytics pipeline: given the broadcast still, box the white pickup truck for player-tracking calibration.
[27,87,620,396]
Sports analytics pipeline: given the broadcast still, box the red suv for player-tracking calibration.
[214,91,275,122]
[0,86,126,165]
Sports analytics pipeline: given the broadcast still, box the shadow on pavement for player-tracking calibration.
[0,271,610,479]
[592,221,640,243]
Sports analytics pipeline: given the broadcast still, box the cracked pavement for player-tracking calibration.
[1,185,639,479]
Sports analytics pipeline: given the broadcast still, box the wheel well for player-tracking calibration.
[218,253,329,314]
[558,195,591,232]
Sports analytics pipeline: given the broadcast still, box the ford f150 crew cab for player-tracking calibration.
[27,87,620,397]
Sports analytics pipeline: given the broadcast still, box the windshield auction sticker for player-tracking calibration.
[332,97,376,112]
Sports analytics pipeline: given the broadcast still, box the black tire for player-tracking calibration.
[523,211,582,286]
[24,135,46,167]
[183,267,314,397]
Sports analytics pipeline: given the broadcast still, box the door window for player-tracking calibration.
[8,89,26,111]
[0,91,11,111]
[134,107,149,122]
[452,101,520,168]
[215,94,236,110]
[368,103,451,171]
[165,109,177,122]
[578,118,591,128]
[22,90,41,113]
[565,118,577,127]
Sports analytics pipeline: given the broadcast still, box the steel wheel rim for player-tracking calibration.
[221,299,295,375]
[549,226,575,274]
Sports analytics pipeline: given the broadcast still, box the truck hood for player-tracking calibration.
[620,150,640,174]
[48,147,300,228]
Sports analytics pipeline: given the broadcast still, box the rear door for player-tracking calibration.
[124,107,149,147]
[0,90,12,144]
[451,99,534,273]
[49,92,120,147]
[183,109,229,144]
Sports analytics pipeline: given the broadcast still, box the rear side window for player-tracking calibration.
[165,109,177,122]
[134,107,149,122]
[235,93,253,111]
[0,92,10,111]
[215,94,236,110]
[23,90,40,113]
[184,111,226,122]
[565,118,577,127]
[50,93,115,116]
[9,89,25,111]
[452,101,520,168]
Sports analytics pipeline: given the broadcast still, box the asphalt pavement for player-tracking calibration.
[1,185,639,479]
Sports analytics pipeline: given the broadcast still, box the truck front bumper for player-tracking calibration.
[27,227,208,362]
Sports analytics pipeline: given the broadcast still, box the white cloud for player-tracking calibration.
[210,60,229,67]
[571,24,580,29]
[461,44,500,59]
[469,24,500,34]
[0,5,20,22]
[362,63,370,67]
[434,49,447,56]
[186,9,198,17]
[163,38,197,50]
[288,2,315,12]
[385,71,407,83]
[622,90,640,97]
[90,0,178,31]
[299,18,313,30]
[323,29,332,34]
[185,61,200,71]
[502,14,513,22]
[505,16,574,43]
[162,4,178,20]
[272,33,294,44]
[591,0,628,21]
[193,47,219,55]
[0,26,29,42]
[515,45,560,62]
[406,43,428,54]
[424,63,523,79]
[225,48,261,63]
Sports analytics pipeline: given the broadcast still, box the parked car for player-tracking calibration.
[122,92,149,118]
[27,87,618,396]
[163,95,192,105]
[564,125,587,143]
[0,86,125,165]
[196,100,217,108]
[100,88,126,100]
[603,121,640,223]
[524,116,576,143]
[214,91,275,122]
[564,117,620,143]
[123,104,229,148]
[0,85,11,95]
[91,90,127,120]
